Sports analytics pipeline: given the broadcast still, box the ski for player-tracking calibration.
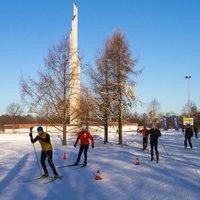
[58,163,82,168]
[19,176,54,183]
[149,159,159,164]
[73,164,87,169]
[43,176,63,184]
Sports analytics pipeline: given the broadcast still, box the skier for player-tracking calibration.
[139,126,148,150]
[29,126,60,178]
[147,125,161,163]
[182,126,185,134]
[184,124,193,148]
[137,127,140,135]
[73,126,94,166]
[116,129,119,135]
[193,127,198,139]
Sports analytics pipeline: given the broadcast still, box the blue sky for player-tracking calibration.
[0,0,199,115]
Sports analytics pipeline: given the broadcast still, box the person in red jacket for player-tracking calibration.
[140,126,148,150]
[74,126,94,166]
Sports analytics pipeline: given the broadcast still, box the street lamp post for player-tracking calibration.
[185,76,191,117]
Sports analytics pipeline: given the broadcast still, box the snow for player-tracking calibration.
[0,131,200,200]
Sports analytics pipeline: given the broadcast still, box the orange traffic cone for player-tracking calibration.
[135,158,140,165]
[95,170,103,180]
[63,151,67,160]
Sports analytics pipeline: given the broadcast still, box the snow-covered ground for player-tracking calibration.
[0,131,200,200]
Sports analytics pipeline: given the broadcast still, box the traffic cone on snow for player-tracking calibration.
[135,158,140,165]
[63,151,67,160]
[95,170,103,180]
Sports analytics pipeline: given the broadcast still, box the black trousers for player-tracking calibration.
[40,150,58,175]
[143,138,148,150]
[184,137,193,148]
[150,140,159,160]
[76,144,89,164]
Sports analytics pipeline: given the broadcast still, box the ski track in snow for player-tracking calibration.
[0,132,200,200]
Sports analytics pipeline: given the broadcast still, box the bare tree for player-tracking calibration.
[89,39,115,143]
[90,30,139,144]
[181,101,199,127]
[6,102,23,133]
[108,30,138,144]
[20,36,78,145]
[80,86,96,128]
[182,101,198,117]
[147,98,161,126]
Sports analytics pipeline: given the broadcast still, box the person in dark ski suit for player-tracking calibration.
[193,127,198,139]
[184,124,193,148]
[29,126,59,178]
[140,126,148,150]
[147,125,161,162]
[137,127,140,135]
[74,126,94,166]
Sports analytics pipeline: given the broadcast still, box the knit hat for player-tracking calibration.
[81,126,86,130]
[37,126,43,132]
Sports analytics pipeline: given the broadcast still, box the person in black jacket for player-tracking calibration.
[193,127,198,139]
[147,125,161,162]
[184,124,193,148]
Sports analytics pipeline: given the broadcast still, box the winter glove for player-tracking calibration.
[74,143,76,148]
[36,136,42,140]
[30,127,33,133]
[92,143,94,149]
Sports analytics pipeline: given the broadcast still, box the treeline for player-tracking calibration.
[128,111,200,129]
[0,115,49,131]
[1,110,200,132]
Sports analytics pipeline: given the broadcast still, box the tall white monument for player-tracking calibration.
[69,3,81,124]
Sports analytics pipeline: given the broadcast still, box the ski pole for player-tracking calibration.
[159,138,169,156]
[30,127,42,176]
[32,143,42,176]
[147,140,150,159]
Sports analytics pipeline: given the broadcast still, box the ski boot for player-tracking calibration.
[73,161,79,166]
[54,174,61,179]
[41,173,49,178]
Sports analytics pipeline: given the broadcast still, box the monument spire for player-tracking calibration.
[69,3,80,124]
